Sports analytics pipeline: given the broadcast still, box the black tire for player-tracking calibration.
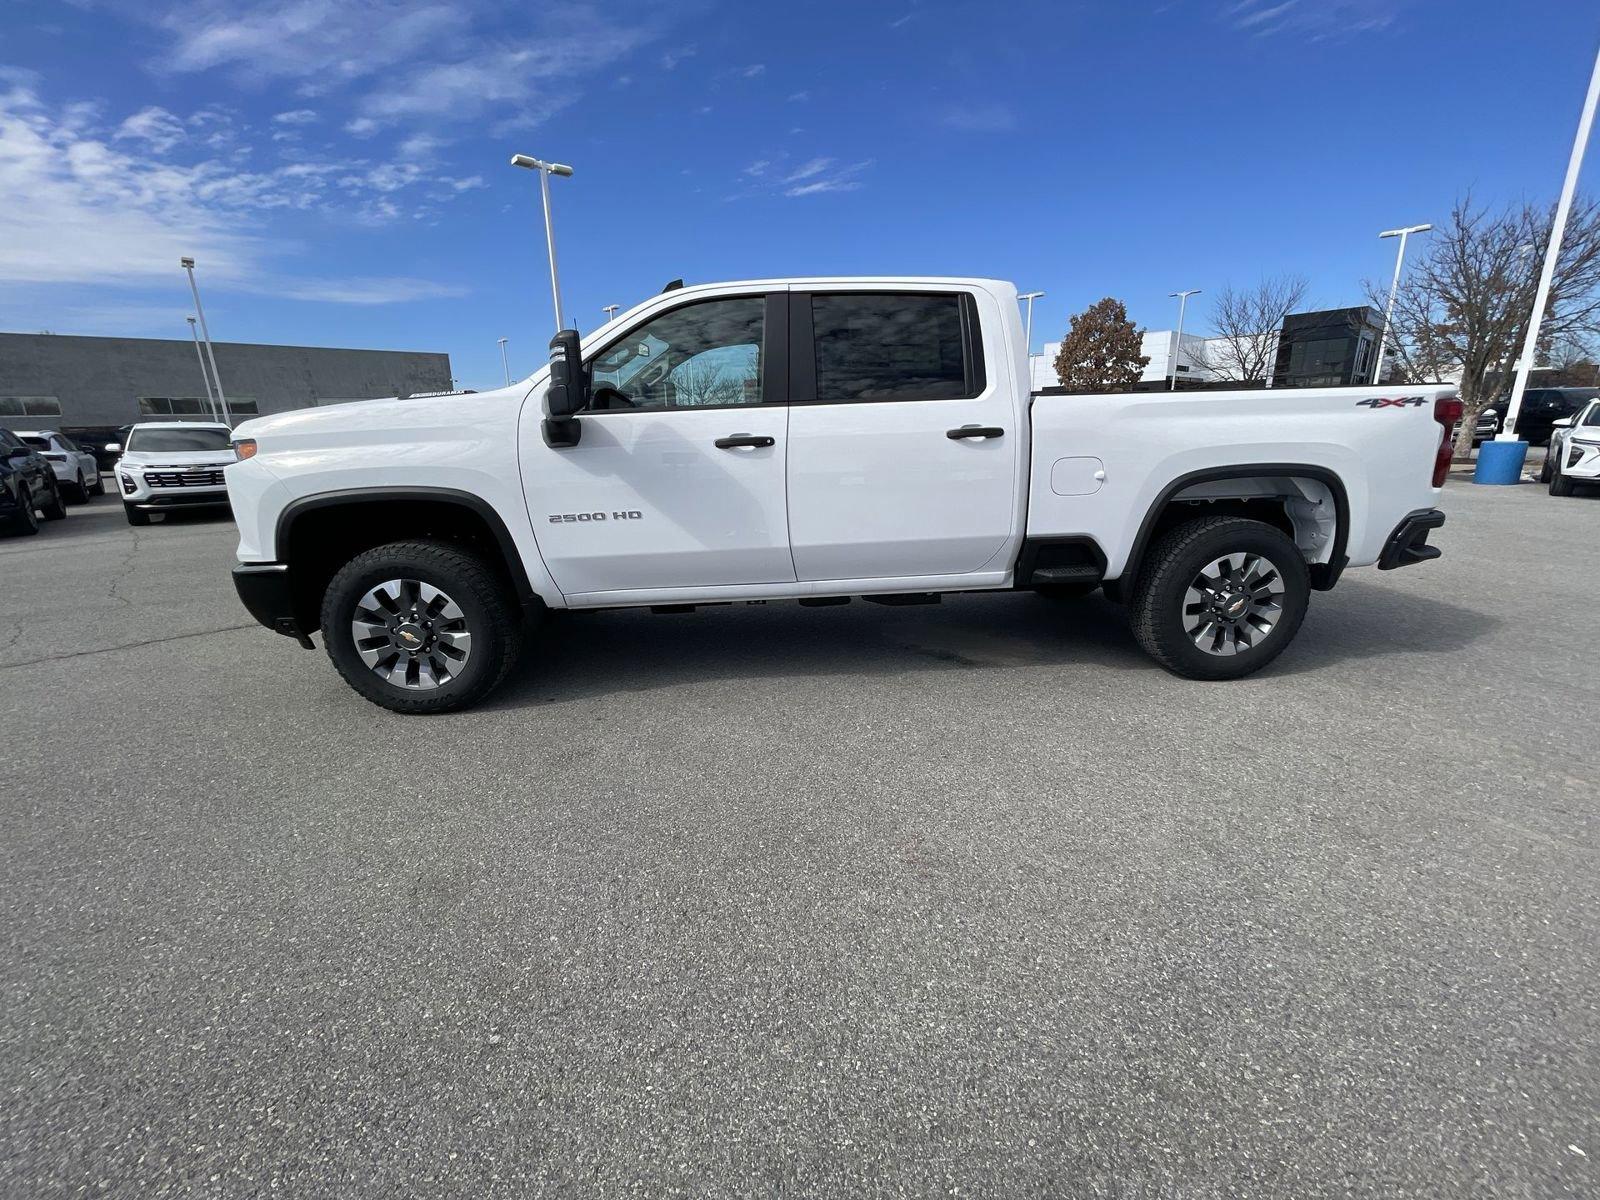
[124,503,152,526]
[41,477,67,521]
[1129,516,1310,681]
[68,472,89,503]
[8,486,40,536]
[1538,452,1554,484]
[320,540,524,714]
[91,471,106,496]
[1035,581,1101,600]
[1550,458,1576,497]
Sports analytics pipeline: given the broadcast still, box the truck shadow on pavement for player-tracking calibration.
[483,580,1500,708]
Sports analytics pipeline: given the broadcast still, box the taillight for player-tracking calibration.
[1432,395,1462,488]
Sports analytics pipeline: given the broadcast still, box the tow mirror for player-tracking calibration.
[543,328,588,448]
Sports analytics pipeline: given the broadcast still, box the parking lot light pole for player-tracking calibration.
[186,316,221,420]
[180,257,232,427]
[1373,223,1431,385]
[1018,291,1045,354]
[509,154,574,332]
[1168,290,1200,391]
[1499,40,1600,445]
[498,337,511,387]
[603,304,620,323]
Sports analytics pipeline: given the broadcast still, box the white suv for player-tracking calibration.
[1545,398,1600,496]
[15,430,103,502]
[113,421,236,526]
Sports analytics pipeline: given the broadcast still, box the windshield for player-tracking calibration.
[125,428,233,453]
[1584,405,1600,428]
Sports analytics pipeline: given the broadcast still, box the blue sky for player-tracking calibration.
[1,0,1596,388]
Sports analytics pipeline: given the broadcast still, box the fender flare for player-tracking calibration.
[1118,463,1350,593]
[275,486,539,603]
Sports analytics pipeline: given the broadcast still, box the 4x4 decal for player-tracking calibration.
[1356,396,1426,409]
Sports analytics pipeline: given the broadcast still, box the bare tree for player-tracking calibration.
[1189,275,1308,383]
[1372,194,1600,455]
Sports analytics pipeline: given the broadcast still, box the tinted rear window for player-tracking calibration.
[811,293,975,402]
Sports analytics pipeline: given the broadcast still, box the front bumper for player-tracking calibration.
[1378,508,1445,571]
[232,563,314,647]
[126,490,231,510]
[1560,439,1600,478]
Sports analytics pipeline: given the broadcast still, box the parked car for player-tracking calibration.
[0,427,68,535]
[1484,387,1600,446]
[1543,398,1600,496]
[112,421,236,526]
[226,277,1460,713]
[15,429,104,502]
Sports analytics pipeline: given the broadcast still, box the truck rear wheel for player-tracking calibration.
[320,540,523,714]
[1129,516,1309,681]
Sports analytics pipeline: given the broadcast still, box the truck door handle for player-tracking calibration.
[947,425,1004,440]
[714,434,776,449]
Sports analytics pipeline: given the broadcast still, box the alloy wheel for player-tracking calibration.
[1181,552,1285,657]
[350,577,473,690]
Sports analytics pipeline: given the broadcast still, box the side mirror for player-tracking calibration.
[542,328,588,448]
[104,442,122,453]
[7,446,31,460]
[1552,417,1574,429]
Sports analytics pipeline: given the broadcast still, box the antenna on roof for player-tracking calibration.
[661,279,684,293]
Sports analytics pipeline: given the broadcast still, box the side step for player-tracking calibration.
[862,593,941,606]
[1030,564,1102,584]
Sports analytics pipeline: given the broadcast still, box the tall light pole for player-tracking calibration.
[509,153,574,332]
[1373,223,1431,385]
[186,316,220,420]
[1499,39,1600,444]
[180,257,231,426]
[602,304,620,323]
[1018,291,1045,354]
[497,337,511,387]
[1169,289,1200,391]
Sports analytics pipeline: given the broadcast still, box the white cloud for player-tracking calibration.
[787,90,810,102]
[116,106,188,152]
[738,63,765,78]
[0,83,474,298]
[660,44,696,70]
[161,0,457,82]
[272,108,319,125]
[276,276,468,304]
[344,116,379,136]
[1223,0,1397,37]
[941,103,1016,132]
[785,178,861,197]
[783,157,832,184]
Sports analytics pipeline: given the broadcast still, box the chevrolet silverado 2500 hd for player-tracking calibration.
[226,278,1459,713]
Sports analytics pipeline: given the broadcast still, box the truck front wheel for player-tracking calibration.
[1129,516,1309,680]
[320,540,523,714]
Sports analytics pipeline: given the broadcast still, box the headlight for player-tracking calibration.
[1571,437,1600,448]
[119,474,136,494]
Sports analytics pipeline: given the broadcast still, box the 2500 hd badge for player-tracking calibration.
[548,510,644,523]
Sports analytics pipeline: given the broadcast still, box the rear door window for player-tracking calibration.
[808,293,982,403]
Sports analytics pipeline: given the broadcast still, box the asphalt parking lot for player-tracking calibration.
[3,481,1597,1198]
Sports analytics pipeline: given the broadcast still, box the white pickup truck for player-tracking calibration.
[227,277,1459,713]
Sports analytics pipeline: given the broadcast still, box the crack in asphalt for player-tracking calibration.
[0,622,260,671]
[103,523,142,609]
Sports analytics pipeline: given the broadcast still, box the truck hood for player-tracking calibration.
[232,386,529,445]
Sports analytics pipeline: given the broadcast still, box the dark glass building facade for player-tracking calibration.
[1271,307,1385,388]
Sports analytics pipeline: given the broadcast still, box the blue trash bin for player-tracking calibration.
[1473,439,1528,485]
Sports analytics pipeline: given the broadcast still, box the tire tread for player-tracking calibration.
[1129,515,1308,680]
[320,540,523,714]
